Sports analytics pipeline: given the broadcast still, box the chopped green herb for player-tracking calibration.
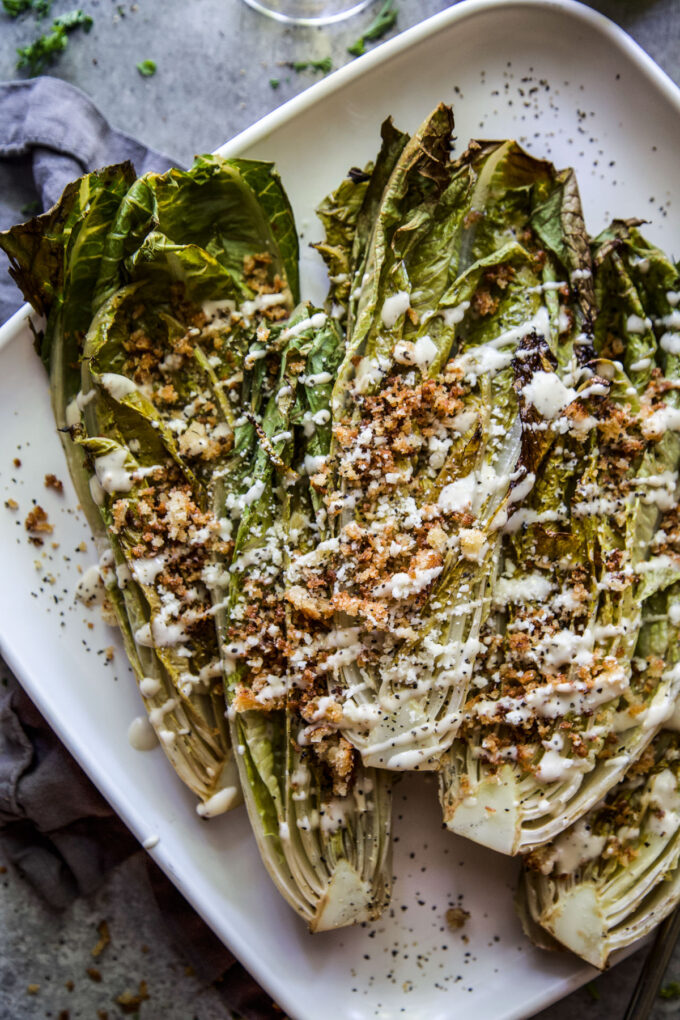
[2,0,51,18]
[20,200,41,217]
[16,8,92,74]
[348,0,397,58]
[269,77,280,89]
[136,59,156,77]
[291,56,332,75]
[2,0,31,14]
[116,3,125,14]
[660,982,680,1000]
[585,982,601,1002]
[16,29,68,73]
[53,8,91,30]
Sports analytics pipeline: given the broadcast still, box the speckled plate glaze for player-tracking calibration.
[1,2,679,1018]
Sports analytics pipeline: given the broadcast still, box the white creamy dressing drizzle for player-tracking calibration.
[550,818,607,873]
[94,448,133,494]
[201,298,236,320]
[353,353,391,394]
[644,769,680,838]
[373,564,443,600]
[240,292,287,317]
[441,300,470,326]
[645,406,680,434]
[75,564,106,607]
[521,371,577,419]
[456,306,550,385]
[304,454,327,476]
[473,663,628,727]
[127,716,159,751]
[281,312,327,340]
[626,314,652,334]
[492,572,554,606]
[629,357,652,372]
[381,290,411,327]
[131,555,165,586]
[243,349,267,370]
[527,280,567,294]
[139,676,162,698]
[393,335,438,370]
[303,370,333,386]
[99,373,138,400]
[196,786,239,817]
[661,332,680,355]
[437,463,509,517]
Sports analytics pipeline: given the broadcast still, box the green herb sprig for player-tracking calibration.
[16,8,93,75]
[348,0,397,58]
[291,56,332,75]
[2,0,51,18]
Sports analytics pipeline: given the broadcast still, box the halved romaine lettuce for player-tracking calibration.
[213,305,393,929]
[306,107,596,770]
[0,154,299,814]
[519,702,680,969]
[441,224,680,853]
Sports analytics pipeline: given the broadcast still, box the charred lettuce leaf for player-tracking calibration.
[441,224,680,854]
[213,306,393,930]
[0,154,300,814]
[305,108,596,771]
[519,713,680,969]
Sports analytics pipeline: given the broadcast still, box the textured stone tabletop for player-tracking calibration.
[1,1,680,1018]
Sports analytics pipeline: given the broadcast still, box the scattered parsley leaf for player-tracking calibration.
[585,982,600,1002]
[2,0,31,14]
[17,28,68,73]
[348,0,397,58]
[2,0,50,17]
[136,59,156,77]
[269,77,280,89]
[53,8,91,31]
[660,982,680,1000]
[16,8,92,74]
[20,200,41,216]
[291,56,332,75]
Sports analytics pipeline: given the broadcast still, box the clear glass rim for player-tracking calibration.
[241,0,373,27]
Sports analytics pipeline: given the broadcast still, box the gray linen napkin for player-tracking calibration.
[0,75,174,322]
[0,76,280,1020]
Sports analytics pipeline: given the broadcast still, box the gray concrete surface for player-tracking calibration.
[1,1,680,1018]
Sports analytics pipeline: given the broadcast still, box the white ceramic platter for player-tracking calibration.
[1,2,678,1017]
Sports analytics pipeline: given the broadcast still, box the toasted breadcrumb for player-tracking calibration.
[446,907,470,930]
[115,981,149,1014]
[91,919,111,958]
[44,473,64,493]
[25,505,52,534]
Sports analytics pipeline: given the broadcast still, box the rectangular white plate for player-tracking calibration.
[1,2,678,1017]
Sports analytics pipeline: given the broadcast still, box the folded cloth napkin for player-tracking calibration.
[0,75,174,322]
[0,76,280,1020]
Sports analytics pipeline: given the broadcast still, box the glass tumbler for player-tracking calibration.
[241,0,374,26]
